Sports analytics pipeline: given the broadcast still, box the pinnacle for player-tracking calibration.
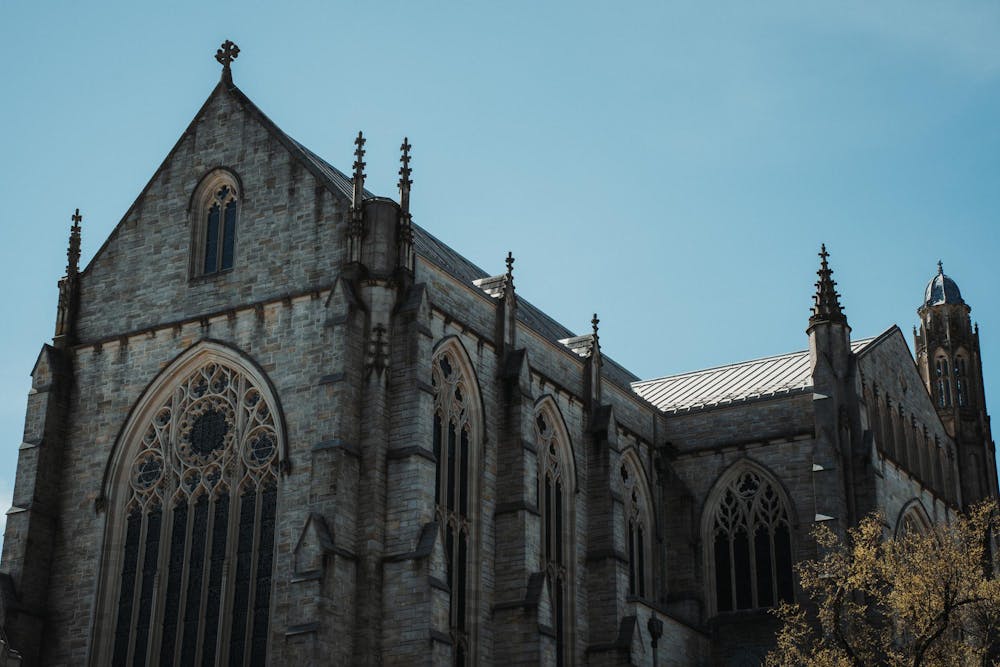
[809,243,847,326]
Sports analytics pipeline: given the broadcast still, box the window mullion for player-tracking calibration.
[125,509,150,666]
[241,487,264,663]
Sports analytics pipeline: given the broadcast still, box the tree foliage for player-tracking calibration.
[767,501,1000,667]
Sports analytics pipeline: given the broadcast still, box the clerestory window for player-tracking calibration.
[102,353,281,666]
[709,468,794,613]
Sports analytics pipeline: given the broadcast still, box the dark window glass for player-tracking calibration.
[132,508,162,666]
[202,495,230,666]
[181,496,209,665]
[555,480,563,566]
[159,502,188,666]
[457,532,467,632]
[774,524,794,603]
[734,529,753,609]
[229,490,257,666]
[637,523,645,598]
[627,520,636,596]
[459,430,469,515]
[555,577,565,667]
[754,526,774,608]
[714,534,732,612]
[544,477,553,564]
[204,204,220,274]
[112,508,143,667]
[447,423,456,512]
[250,486,277,666]
[222,200,237,270]
[433,414,442,507]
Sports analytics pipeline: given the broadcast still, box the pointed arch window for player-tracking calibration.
[620,453,653,600]
[954,354,968,407]
[431,348,477,666]
[104,357,280,666]
[193,171,239,277]
[935,355,952,408]
[535,407,572,666]
[710,469,793,613]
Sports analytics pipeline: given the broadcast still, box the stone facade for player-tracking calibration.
[0,52,996,667]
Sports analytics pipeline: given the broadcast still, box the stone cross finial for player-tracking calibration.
[592,313,600,337]
[67,208,82,276]
[937,259,944,275]
[505,251,514,278]
[215,40,240,72]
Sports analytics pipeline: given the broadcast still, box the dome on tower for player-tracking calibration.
[923,261,964,307]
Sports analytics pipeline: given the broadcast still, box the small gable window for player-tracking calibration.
[193,171,240,277]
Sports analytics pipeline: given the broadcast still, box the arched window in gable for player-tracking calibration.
[620,450,653,600]
[935,354,952,408]
[431,344,480,667]
[193,170,240,276]
[708,466,793,614]
[534,400,575,666]
[98,349,282,666]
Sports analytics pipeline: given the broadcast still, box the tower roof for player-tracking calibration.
[809,244,847,326]
[923,261,964,308]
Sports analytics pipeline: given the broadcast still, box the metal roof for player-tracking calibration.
[632,338,875,413]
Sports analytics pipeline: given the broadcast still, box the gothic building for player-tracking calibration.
[0,43,995,666]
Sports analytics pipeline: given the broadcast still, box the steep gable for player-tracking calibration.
[76,81,354,341]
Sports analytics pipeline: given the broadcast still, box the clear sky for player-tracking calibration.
[1,2,998,535]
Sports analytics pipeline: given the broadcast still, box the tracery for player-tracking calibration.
[111,359,279,666]
[710,468,793,613]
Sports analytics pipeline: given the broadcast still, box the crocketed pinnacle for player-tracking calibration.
[352,131,366,210]
[67,208,82,277]
[809,244,847,325]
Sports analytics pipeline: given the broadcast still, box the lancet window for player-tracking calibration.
[194,171,239,276]
[535,406,571,666]
[710,468,793,613]
[431,347,477,666]
[109,358,280,666]
[935,355,952,408]
[620,453,652,600]
[954,355,968,407]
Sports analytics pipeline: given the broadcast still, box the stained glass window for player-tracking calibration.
[110,359,280,665]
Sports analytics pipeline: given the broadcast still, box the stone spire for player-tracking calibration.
[809,244,847,326]
[215,40,240,86]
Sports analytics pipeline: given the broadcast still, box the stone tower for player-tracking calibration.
[914,262,998,506]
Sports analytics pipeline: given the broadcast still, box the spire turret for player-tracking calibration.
[809,244,847,326]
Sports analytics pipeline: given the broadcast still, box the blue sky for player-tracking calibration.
[1,2,998,531]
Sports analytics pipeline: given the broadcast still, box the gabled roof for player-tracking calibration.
[632,337,876,414]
